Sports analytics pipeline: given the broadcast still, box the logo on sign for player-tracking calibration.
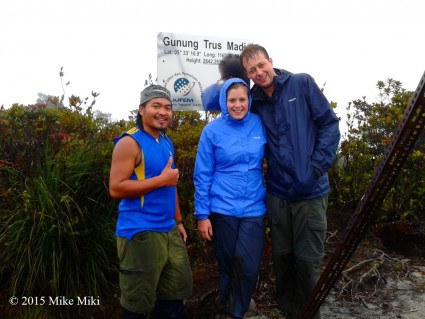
[174,78,195,96]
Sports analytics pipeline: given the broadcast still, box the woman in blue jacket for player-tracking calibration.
[194,78,267,319]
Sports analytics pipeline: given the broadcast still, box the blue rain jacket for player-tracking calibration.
[202,83,222,111]
[251,69,340,201]
[194,78,267,220]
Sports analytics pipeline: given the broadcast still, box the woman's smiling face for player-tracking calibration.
[226,84,249,120]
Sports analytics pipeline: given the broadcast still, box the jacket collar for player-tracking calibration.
[251,68,292,102]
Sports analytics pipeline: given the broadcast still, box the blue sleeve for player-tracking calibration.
[193,128,215,220]
[202,84,221,111]
[304,75,341,175]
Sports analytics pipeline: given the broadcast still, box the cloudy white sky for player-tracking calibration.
[1,0,424,128]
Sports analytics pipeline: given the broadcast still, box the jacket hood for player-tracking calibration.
[219,78,252,122]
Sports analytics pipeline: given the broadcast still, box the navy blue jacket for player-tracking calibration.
[251,69,340,201]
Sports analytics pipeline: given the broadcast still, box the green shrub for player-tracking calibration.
[0,103,121,317]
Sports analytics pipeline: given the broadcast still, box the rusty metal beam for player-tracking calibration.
[298,71,425,319]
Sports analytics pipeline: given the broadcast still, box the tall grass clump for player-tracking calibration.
[0,103,124,317]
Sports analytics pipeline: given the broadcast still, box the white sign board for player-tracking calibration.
[157,32,251,111]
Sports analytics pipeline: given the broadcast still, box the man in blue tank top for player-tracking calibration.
[109,85,192,319]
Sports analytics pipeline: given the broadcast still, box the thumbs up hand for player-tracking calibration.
[160,157,179,186]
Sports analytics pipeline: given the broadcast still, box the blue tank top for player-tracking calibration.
[114,127,176,240]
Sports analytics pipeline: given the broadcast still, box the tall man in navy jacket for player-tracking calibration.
[240,44,340,319]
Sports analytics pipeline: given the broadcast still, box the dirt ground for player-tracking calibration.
[184,207,425,319]
[1,207,424,319]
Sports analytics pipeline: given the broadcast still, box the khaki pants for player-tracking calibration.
[266,193,328,319]
[117,226,192,314]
